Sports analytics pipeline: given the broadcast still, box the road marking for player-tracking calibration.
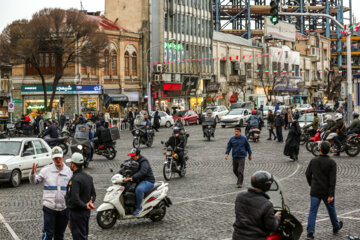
[0,212,20,240]
[174,163,300,205]
[316,208,360,223]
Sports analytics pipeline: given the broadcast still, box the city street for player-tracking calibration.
[0,125,360,240]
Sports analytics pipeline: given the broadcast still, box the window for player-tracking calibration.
[257,64,262,77]
[220,60,226,76]
[26,52,58,75]
[272,62,278,73]
[245,63,252,78]
[45,53,49,67]
[125,51,130,76]
[51,53,55,67]
[295,65,299,76]
[231,62,237,75]
[132,52,137,76]
[111,51,117,75]
[23,141,35,156]
[90,67,96,75]
[104,50,109,75]
[305,70,310,81]
[284,63,289,73]
[39,53,44,67]
[33,140,48,154]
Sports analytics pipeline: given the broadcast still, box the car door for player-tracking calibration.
[20,140,37,178]
[159,112,166,126]
[33,140,51,168]
[189,111,196,124]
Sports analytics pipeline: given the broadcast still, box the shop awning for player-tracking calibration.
[104,94,129,108]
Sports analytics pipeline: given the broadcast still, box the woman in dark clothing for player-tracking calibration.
[153,110,161,132]
[267,110,276,141]
[284,121,302,161]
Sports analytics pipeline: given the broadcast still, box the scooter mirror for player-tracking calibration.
[110,168,113,173]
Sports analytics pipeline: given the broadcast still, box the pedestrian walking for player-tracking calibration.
[225,127,252,188]
[65,153,96,240]
[274,103,279,115]
[287,108,293,129]
[267,110,276,141]
[284,121,301,161]
[59,112,66,131]
[153,109,161,132]
[305,141,343,240]
[29,146,72,240]
[275,111,285,142]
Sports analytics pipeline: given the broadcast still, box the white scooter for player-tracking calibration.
[96,173,172,229]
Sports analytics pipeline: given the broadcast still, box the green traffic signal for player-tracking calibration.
[270,16,278,24]
[270,0,279,25]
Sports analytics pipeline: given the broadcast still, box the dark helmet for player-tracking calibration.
[251,171,274,192]
[353,112,359,118]
[173,128,180,134]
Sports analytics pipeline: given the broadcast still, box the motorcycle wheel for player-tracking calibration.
[149,201,166,222]
[179,165,186,177]
[311,143,320,157]
[345,142,360,157]
[300,134,307,145]
[96,210,118,229]
[58,143,68,155]
[133,138,140,148]
[305,140,314,152]
[184,136,188,147]
[207,134,211,141]
[146,137,153,147]
[163,162,172,181]
[105,146,116,160]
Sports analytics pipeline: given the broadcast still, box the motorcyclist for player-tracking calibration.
[202,109,216,137]
[94,121,105,149]
[143,112,152,140]
[88,124,94,161]
[41,120,59,139]
[304,113,320,137]
[348,112,360,134]
[233,171,281,240]
[164,128,185,169]
[328,113,346,156]
[245,110,263,136]
[323,115,336,133]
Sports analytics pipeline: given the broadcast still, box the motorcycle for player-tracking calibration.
[300,126,314,145]
[42,136,69,155]
[266,177,303,240]
[161,144,188,181]
[94,141,117,160]
[202,117,216,141]
[305,128,324,152]
[60,120,75,138]
[70,125,92,168]
[311,132,360,157]
[132,127,154,148]
[96,162,172,229]
[6,122,24,137]
[246,127,261,143]
[174,119,189,147]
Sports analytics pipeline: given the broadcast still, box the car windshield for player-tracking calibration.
[175,111,187,117]
[300,104,309,108]
[203,107,216,113]
[227,109,244,115]
[298,114,314,122]
[0,141,22,155]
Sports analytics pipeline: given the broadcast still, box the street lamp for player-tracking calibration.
[146,38,175,114]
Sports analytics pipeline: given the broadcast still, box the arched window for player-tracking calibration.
[111,50,117,76]
[125,51,130,76]
[132,52,137,76]
[104,50,109,75]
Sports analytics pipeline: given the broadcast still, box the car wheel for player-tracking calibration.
[10,169,21,187]
[239,120,243,127]
[221,125,225,128]
[215,116,219,123]
[165,121,171,128]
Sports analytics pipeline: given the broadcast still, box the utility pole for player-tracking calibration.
[279,12,353,125]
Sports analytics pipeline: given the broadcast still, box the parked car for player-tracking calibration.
[173,110,199,126]
[220,108,251,128]
[230,102,254,111]
[0,138,53,187]
[200,106,229,123]
[150,111,174,128]
[298,113,325,128]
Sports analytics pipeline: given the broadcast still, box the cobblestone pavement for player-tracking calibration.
[0,125,360,240]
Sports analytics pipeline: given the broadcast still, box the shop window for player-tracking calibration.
[220,60,226,76]
[81,98,98,117]
[111,51,117,76]
[132,52,137,76]
[25,100,59,115]
[125,51,130,76]
[284,63,289,73]
[104,50,110,75]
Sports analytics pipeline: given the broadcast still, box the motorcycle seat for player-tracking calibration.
[144,182,162,198]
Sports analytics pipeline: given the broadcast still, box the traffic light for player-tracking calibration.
[270,0,279,25]
[60,97,65,107]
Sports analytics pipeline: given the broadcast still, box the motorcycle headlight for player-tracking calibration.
[0,164,8,171]
[77,145,83,150]
[135,130,139,134]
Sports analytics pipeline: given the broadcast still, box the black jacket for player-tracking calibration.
[233,188,280,240]
[165,135,185,151]
[274,115,284,128]
[284,124,301,156]
[43,124,59,139]
[132,156,155,183]
[66,168,96,211]
[95,125,105,142]
[60,116,66,127]
[154,111,161,127]
[305,155,337,198]
[330,119,346,136]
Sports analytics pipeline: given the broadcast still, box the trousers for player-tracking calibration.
[69,210,91,240]
[135,181,155,209]
[42,206,69,240]
[276,127,283,142]
[232,158,245,185]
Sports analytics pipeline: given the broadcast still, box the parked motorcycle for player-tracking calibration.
[246,127,261,143]
[202,117,216,141]
[161,143,188,181]
[70,125,92,168]
[96,162,172,229]
[266,177,303,240]
[311,133,360,157]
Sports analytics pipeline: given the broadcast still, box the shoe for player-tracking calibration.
[333,221,343,234]
[132,207,142,215]
[306,233,314,239]
[237,184,242,188]
[274,136,277,140]
[334,152,340,156]
[267,138,271,140]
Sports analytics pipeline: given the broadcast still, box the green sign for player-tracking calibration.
[21,85,75,94]
[13,99,22,103]
[164,42,183,50]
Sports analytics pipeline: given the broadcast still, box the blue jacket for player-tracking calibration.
[132,156,155,183]
[226,135,252,159]
[89,130,94,143]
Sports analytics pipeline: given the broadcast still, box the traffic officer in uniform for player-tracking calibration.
[29,146,72,240]
[65,153,96,240]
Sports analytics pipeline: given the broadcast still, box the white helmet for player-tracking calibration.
[325,114,332,121]
[335,113,343,121]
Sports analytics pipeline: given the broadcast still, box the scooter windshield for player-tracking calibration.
[267,177,288,211]
[74,125,89,139]
[134,115,146,127]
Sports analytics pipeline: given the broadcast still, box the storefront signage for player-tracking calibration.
[21,85,102,95]
[13,99,22,103]
[206,83,220,93]
[163,83,182,91]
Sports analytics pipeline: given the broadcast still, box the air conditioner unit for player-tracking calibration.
[154,74,161,83]
[156,64,162,73]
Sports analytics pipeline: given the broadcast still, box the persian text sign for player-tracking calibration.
[264,17,296,42]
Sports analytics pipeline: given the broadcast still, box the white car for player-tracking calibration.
[150,111,174,128]
[298,113,325,128]
[0,138,53,187]
[201,106,229,123]
[296,104,312,113]
[262,106,275,119]
[220,108,251,128]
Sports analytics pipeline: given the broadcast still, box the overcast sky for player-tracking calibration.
[0,0,359,32]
